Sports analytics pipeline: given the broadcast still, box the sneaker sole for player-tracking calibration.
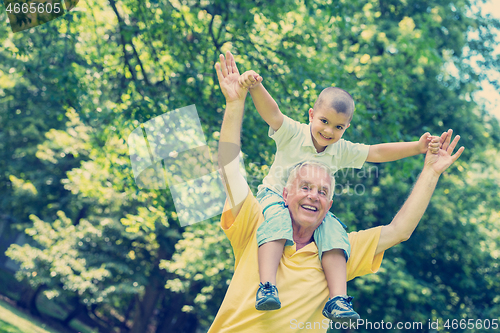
[322,311,360,323]
[330,317,360,324]
[256,299,281,311]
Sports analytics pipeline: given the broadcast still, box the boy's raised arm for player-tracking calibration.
[366,132,440,163]
[239,71,284,132]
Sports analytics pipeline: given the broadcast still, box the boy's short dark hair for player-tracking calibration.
[313,87,355,121]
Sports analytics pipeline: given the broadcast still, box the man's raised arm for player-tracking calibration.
[375,130,465,255]
[215,51,250,216]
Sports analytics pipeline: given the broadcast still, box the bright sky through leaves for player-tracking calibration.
[474,0,500,119]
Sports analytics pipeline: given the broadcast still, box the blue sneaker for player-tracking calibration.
[322,295,360,322]
[255,282,281,311]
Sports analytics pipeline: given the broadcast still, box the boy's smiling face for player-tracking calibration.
[308,106,351,152]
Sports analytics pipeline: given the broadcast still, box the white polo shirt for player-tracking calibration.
[259,115,370,195]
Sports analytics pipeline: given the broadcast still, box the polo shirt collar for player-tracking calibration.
[284,242,318,257]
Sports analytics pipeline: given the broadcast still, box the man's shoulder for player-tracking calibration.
[346,226,384,281]
[237,191,261,217]
[220,191,263,248]
[347,226,383,260]
[347,226,382,239]
[221,190,258,223]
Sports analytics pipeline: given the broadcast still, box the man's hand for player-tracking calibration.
[417,132,440,154]
[424,129,465,175]
[239,70,263,90]
[376,129,464,255]
[215,51,248,103]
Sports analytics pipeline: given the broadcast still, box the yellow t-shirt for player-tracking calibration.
[207,191,384,333]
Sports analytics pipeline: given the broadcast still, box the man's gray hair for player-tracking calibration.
[285,161,335,200]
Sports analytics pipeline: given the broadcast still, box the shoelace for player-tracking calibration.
[326,296,354,311]
[260,282,277,296]
[339,296,353,306]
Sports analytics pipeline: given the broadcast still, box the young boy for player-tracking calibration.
[238,70,439,321]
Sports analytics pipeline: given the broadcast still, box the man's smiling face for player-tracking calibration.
[283,164,333,232]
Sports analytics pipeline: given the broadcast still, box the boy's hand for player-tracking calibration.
[418,132,440,154]
[238,70,263,90]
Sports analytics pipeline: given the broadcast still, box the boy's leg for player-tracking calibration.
[258,239,286,285]
[321,249,347,298]
[256,188,294,284]
[315,212,359,321]
[318,213,348,297]
[255,239,284,310]
[255,188,294,310]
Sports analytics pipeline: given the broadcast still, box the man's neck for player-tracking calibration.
[292,229,315,250]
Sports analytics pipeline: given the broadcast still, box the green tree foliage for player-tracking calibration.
[0,7,83,226]
[1,0,499,332]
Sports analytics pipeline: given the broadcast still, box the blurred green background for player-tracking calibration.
[0,0,499,332]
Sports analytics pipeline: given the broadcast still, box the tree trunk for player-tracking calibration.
[62,296,83,325]
[17,283,36,309]
[155,291,199,333]
[157,308,198,333]
[155,292,180,333]
[28,284,44,316]
[130,240,172,333]
[129,280,163,333]
[17,283,44,316]
[74,306,110,333]
[119,297,136,333]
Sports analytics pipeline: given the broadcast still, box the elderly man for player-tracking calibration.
[208,52,464,333]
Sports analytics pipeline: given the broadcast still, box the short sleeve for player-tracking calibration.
[336,140,370,170]
[269,115,302,147]
[346,226,384,281]
[221,191,262,252]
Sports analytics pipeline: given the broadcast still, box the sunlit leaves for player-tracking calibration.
[1,0,500,331]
